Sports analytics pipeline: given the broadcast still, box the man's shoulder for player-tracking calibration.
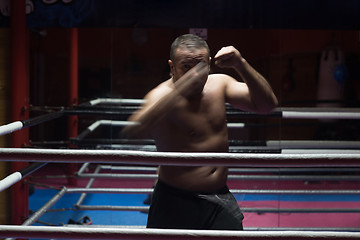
[207,73,235,86]
[152,79,173,93]
[145,79,172,100]
[208,73,233,81]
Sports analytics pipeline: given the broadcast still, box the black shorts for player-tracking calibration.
[146,179,244,230]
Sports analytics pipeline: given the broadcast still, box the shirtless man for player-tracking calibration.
[123,34,278,230]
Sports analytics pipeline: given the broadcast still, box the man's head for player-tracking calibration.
[169,34,211,81]
[170,34,210,62]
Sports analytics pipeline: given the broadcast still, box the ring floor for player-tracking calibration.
[28,163,360,235]
[30,188,360,228]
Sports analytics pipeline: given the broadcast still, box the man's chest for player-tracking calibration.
[167,94,227,133]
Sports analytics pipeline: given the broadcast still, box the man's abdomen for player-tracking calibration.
[158,166,228,192]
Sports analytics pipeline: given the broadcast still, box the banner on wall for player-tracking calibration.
[0,0,95,27]
[0,0,359,29]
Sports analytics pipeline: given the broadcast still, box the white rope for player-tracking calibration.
[65,188,360,195]
[0,148,360,167]
[87,120,138,131]
[1,225,360,239]
[266,140,360,149]
[89,120,243,128]
[282,111,360,119]
[89,98,145,106]
[278,107,360,112]
[281,149,360,154]
[0,172,22,192]
[0,121,23,136]
[1,106,359,138]
[227,123,245,128]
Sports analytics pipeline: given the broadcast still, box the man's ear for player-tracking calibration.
[168,60,175,75]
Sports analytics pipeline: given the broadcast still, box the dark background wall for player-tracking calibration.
[0,0,358,143]
[0,0,359,225]
[28,28,360,142]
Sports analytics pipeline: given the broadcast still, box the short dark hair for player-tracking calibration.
[170,34,210,61]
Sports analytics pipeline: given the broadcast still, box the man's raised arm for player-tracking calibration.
[214,46,278,114]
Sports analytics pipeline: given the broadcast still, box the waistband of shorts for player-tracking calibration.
[155,179,229,196]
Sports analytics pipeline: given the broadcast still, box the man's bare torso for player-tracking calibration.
[151,74,230,192]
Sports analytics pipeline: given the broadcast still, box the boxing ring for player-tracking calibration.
[1,98,360,239]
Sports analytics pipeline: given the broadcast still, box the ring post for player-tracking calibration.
[10,0,29,225]
[67,27,79,185]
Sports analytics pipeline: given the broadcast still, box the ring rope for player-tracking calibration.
[86,164,360,173]
[74,204,360,213]
[69,139,360,152]
[65,188,360,195]
[1,148,360,167]
[74,204,360,214]
[282,111,360,119]
[0,111,64,136]
[88,98,146,106]
[1,225,360,240]
[0,162,47,192]
[69,140,360,149]
[75,172,360,181]
[2,105,360,136]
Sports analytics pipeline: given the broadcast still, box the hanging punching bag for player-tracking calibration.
[316,48,346,109]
